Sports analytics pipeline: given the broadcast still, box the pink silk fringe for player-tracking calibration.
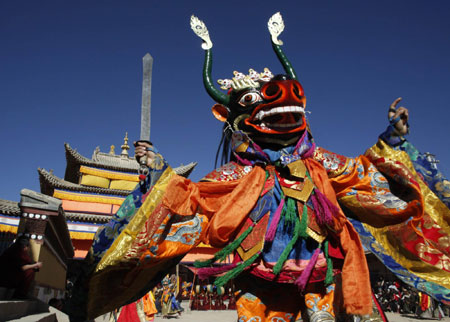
[294,247,321,292]
[234,153,253,166]
[311,189,337,226]
[294,129,308,150]
[197,263,237,280]
[302,141,316,159]
[293,130,316,159]
[265,199,285,242]
[252,141,270,160]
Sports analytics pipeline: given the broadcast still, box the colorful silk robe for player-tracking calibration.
[70,130,450,320]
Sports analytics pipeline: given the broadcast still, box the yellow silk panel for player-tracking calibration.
[339,140,450,289]
[87,167,211,318]
[369,141,450,233]
[94,166,175,273]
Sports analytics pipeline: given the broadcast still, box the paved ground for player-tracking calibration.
[152,312,450,322]
[385,312,450,322]
[153,308,236,322]
[95,308,450,322]
[89,300,450,322]
[150,303,450,322]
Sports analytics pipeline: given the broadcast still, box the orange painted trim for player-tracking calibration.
[74,249,89,259]
[61,199,116,215]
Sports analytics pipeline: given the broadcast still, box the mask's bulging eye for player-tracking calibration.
[238,92,262,107]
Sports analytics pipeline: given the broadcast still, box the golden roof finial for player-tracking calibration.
[121,132,130,157]
[109,145,115,155]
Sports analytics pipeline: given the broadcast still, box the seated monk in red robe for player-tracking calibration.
[0,236,42,298]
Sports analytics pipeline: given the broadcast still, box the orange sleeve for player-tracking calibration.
[162,165,267,247]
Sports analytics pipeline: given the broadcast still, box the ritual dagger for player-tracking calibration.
[136,53,153,178]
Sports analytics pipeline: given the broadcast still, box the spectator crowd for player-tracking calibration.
[373,277,449,319]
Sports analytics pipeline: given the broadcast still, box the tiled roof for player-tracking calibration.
[64,143,197,182]
[40,161,197,197]
[39,168,131,197]
[92,147,141,171]
[66,212,111,223]
[173,162,197,178]
[0,199,20,216]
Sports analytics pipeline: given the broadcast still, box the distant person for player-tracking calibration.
[0,236,42,298]
[160,274,182,318]
[142,290,157,322]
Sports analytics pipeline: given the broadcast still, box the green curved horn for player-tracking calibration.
[203,49,230,106]
[191,15,230,106]
[271,42,298,80]
[268,12,298,80]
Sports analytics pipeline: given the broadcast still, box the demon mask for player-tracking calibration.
[191,13,307,152]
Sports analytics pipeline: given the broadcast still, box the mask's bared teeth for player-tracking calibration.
[253,105,305,123]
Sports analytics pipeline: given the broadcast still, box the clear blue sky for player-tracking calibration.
[1,1,449,202]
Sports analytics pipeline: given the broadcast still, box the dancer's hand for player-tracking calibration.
[388,97,409,136]
[134,141,156,167]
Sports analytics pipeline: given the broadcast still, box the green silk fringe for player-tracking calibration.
[283,198,296,228]
[214,251,261,288]
[273,200,300,275]
[193,224,254,268]
[304,171,334,285]
[323,240,334,285]
[299,202,308,239]
[305,170,312,181]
